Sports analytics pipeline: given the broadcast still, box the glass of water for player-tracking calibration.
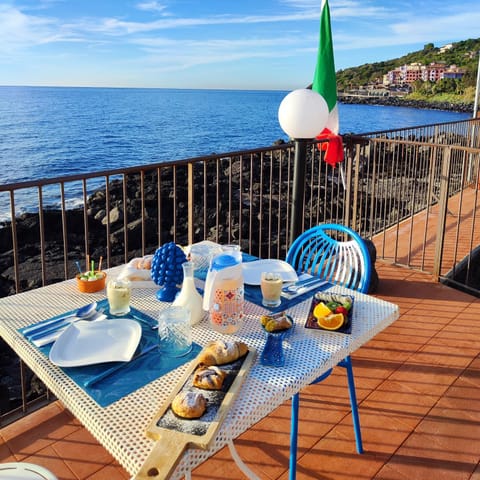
[157,306,192,357]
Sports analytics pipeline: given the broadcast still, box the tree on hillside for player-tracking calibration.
[433,78,459,94]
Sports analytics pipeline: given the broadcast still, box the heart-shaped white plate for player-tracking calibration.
[49,319,142,367]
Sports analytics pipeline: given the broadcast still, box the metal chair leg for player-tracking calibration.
[339,355,363,454]
[289,392,300,480]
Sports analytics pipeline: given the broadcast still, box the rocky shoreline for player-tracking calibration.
[339,95,474,114]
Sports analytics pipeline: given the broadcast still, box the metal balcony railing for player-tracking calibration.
[1,116,480,424]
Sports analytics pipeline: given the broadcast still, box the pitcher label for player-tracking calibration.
[211,287,244,328]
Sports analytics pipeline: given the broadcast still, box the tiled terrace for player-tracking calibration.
[1,260,480,480]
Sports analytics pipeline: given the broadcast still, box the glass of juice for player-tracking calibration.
[260,272,283,308]
[107,279,132,315]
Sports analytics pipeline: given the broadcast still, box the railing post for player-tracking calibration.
[433,146,452,279]
[342,147,353,229]
[350,145,361,232]
[342,135,366,232]
[187,163,194,246]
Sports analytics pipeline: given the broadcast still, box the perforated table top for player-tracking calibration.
[0,266,399,478]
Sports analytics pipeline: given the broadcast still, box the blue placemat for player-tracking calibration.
[240,254,332,312]
[244,282,331,313]
[19,299,201,408]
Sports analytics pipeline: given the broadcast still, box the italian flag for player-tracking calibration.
[312,0,344,166]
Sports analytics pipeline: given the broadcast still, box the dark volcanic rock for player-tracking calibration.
[339,95,474,114]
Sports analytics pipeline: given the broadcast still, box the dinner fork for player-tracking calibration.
[30,311,106,347]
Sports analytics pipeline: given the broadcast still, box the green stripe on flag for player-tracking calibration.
[312,0,337,113]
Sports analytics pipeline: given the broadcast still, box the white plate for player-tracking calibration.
[49,319,142,367]
[242,259,298,285]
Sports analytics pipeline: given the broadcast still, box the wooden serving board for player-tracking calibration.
[134,344,256,480]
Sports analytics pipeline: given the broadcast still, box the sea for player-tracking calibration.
[0,85,471,219]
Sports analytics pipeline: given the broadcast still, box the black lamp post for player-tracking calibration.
[278,89,329,246]
[290,139,308,245]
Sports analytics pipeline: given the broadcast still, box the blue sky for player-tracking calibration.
[1,0,479,90]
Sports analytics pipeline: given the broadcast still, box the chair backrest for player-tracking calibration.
[286,224,371,293]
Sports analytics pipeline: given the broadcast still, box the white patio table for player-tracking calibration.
[0,266,399,479]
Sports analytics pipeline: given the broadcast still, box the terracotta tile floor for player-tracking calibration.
[2,261,480,479]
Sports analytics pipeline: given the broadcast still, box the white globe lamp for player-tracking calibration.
[277,88,329,245]
[278,88,329,139]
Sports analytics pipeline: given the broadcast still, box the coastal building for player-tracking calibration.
[421,62,446,82]
[384,61,465,86]
[383,69,402,85]
[439,43,453,53]
[399,63,422,83]
[443,64,467,79]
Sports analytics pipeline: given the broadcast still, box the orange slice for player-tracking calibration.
[317,313,345,331]
[313,302,332,319]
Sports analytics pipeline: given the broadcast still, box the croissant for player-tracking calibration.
[193,363,226,390]
[197,340,248,366]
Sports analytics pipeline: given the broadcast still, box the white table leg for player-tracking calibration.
[228,440,261,480]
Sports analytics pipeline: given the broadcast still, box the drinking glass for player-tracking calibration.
[260,272,283,308]
[157,306,192,357]
[107,278,131,315]
[221,244,242,262]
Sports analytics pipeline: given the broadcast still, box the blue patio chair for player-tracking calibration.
[286,223,371,479]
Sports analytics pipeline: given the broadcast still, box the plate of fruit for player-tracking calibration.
[305,293,354,334]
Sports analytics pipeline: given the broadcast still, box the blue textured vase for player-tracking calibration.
[151,242,187,301]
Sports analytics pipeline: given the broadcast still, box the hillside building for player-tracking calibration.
[383,61,465,86]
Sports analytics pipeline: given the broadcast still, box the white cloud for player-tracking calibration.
[391,11,480,39]
[0,5,81,52]
[136,1,169,14]
[86,11,322,36]
[334,8,480,52]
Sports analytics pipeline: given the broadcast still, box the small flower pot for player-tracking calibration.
[76,271,107,293]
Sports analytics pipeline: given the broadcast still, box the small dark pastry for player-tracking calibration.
[193,363,226,390]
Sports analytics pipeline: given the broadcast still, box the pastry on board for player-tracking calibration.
[192,363,226,390]
[171,391,207,419]
[197,340,248,366]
